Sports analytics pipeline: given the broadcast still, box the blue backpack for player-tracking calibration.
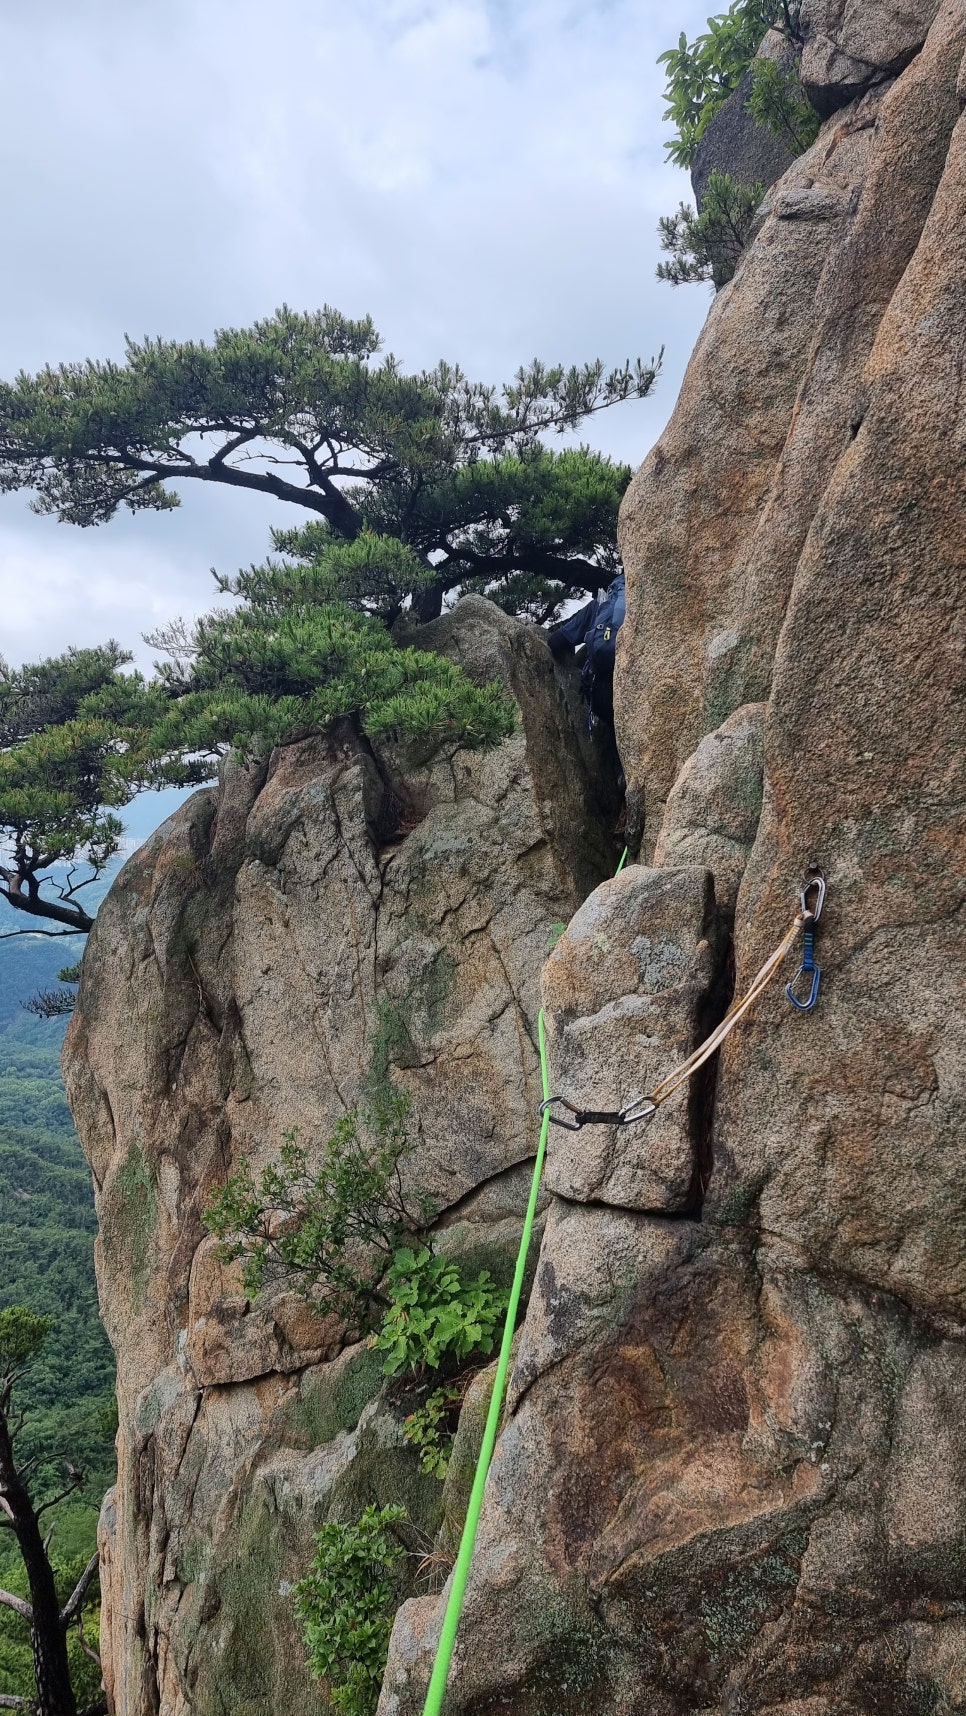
[582,575,626,678]
[546,574,626,721]
[580,574,625,718]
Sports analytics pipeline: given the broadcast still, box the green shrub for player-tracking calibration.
[204,1098,431,1333]
[657,171,764,290]
[371,1247,509,1377]
[295,1504,407,1716]
[206,1112,508,1380]
[659,0,781,167]
[658,0,814,169]
[747,55,821,153]
[402,1383,463,1478]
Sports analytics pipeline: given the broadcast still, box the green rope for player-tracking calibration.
[615,845,629,874]
[420,1009,553,1716]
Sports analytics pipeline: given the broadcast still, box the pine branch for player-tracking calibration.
[35,1478,83,1521]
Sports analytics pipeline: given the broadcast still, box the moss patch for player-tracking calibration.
[110,1142,158,1297]
[275,1346,386,1452]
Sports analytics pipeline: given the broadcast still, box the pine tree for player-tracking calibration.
[0,306,659,935]
[0,1309,104,1716]
[0,647,194,938]
[0,305,659,622]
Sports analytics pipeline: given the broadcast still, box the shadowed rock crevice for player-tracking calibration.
[685,928,736,1217]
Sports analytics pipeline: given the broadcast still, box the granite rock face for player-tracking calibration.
[67,2,966,1709]
[380,4,966,1712]
[652,701,765,916]
[618,0,963,848]
[64,598,616,1716]
[801,0,944,113]
[540,865,724,1214]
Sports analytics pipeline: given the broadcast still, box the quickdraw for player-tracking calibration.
[538,1093,656,1132]
[541,866,827,1132]
[785,866,825,1012]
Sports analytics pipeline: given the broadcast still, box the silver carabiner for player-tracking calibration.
[799,867,826,923]
[619,1096,658,1126]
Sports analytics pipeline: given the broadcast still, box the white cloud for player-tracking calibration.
[1,0,715,668]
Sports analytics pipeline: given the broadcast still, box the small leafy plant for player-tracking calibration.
[205,1096,430,1332]
[295,1504,407,1716]
[371,1247,509,1377]
[658,0,816,168]
[747,55,821,153]
[402,1383,463,1478]
[659,0,783,168]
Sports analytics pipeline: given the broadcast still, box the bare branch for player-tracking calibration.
[0,1694,33,1708]
[210,428,258,467]
[0,924,85,940]
[60,1553,100,1628]
[0,1586,33,1620]
[35,1479,82,1521]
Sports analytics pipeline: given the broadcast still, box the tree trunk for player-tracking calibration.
[0,1415,78,1716]
[412,577,447,624]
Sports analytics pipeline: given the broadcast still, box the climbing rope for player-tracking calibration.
[420,1011,552,1716]
[419,865,825,1714]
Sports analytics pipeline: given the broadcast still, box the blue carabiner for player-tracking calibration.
[786,923,821,1011]
[786,868,825,1012]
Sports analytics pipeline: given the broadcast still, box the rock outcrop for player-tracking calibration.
[64,599,617,1716]
[65,2,966,1710]
[691,31,799,210]
[378,3,966,1712]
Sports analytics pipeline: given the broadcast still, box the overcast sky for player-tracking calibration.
[0,0,714,673]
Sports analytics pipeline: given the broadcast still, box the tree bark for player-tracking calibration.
[0,1412,78,1716]
[0,876,94,934]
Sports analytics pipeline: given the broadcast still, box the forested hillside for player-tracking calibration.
[0,951,115,1562]
[0,790,189,1573]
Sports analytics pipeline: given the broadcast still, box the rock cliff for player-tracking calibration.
[64,2,966,1711]
[380,2,966,1712]
[64,601,617,1715]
